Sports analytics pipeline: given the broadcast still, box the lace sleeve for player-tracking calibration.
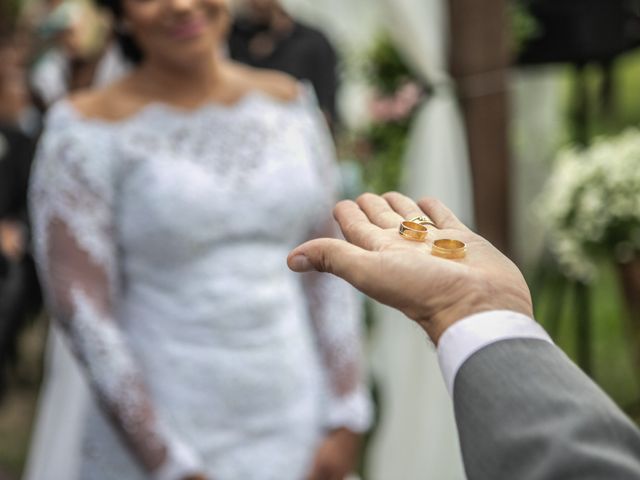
[29,122,204,480]
[299,90,373,433]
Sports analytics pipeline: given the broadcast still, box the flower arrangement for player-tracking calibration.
[340,35,426,194]
[537,129,640,282]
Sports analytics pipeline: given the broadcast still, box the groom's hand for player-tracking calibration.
[288,193,533,345]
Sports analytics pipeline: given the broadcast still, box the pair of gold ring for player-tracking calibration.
[398,216,467,260]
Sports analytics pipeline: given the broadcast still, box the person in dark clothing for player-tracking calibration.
[228,0,339,126]
[0,127,34,223]
[0,124,41,400]
[0,40,42,400]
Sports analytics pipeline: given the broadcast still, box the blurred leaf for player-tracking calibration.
[364,35,416,95]
[509,1,541,55]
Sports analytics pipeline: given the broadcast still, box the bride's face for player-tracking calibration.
[121,0,228,65]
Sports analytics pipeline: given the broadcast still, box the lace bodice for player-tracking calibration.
[29,87,371,480]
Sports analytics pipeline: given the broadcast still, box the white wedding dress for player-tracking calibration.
[25,86,371,480]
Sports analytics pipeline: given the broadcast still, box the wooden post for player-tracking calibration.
[449,0,511,254]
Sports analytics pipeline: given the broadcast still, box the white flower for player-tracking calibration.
[537,129,640,282]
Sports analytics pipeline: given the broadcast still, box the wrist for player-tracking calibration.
[417,280,533,346]
[325,384,373,434]
[331,427,362,452]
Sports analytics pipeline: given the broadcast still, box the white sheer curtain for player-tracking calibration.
[511,66,564,264]
[366,0,472,478]
[23,328,89,480]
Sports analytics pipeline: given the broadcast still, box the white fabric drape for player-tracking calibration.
[367,0,472,478]
[23,328,89,480]
[379,0,473,220]
[510,66,564,264]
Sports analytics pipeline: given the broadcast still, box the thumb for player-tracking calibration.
[287,238,376,292]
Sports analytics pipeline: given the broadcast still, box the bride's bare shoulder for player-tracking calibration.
[227,62,300,103]
[67,76,143,122]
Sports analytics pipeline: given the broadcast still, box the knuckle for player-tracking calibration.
[318,245,336,274]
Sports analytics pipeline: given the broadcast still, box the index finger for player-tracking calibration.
[333,200,387,251]
[355,193,403,229]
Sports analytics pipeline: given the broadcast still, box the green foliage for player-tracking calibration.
[1,0,25,33]
[365,36,414,95]
[563,54,640,145]
[343,35,423,193]
[509,1,541,55]
[360,120,410,193]
[531,259,640,410]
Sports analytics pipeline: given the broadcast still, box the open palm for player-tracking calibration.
[288,192,532,344]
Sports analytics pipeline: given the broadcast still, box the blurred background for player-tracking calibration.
[2,0,640,478]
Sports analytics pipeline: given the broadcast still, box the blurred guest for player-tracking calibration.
[0,36,40,135]
[25,0,370,479]
[0,37,41,400]
[29,0,129,109]
[229,0,339,126]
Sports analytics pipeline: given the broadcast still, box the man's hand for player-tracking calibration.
[306,428,360,480]
[288,193,533,345]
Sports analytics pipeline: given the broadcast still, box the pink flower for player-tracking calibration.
[368,81,424,123]
[369,96,397,122]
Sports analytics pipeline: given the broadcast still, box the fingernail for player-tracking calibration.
[290,254,314,272]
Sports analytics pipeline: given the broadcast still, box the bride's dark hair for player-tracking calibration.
[95,0,144,64]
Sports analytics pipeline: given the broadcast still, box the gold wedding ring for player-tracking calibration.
[399,221,428,242]
[410,215,437,228]
[431,239,467,259]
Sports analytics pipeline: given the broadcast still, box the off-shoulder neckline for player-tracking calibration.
[50,86,309,127]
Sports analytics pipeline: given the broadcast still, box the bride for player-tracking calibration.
[24,0,371,478]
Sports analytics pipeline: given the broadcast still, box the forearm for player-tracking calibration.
[31,113,206,480]
[56,288,203,478]
[452,337,640,479]
[302,271,372,432]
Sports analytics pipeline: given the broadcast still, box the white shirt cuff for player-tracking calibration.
[437,310,553,396]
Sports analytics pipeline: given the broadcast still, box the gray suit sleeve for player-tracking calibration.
[453,338,640,480]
